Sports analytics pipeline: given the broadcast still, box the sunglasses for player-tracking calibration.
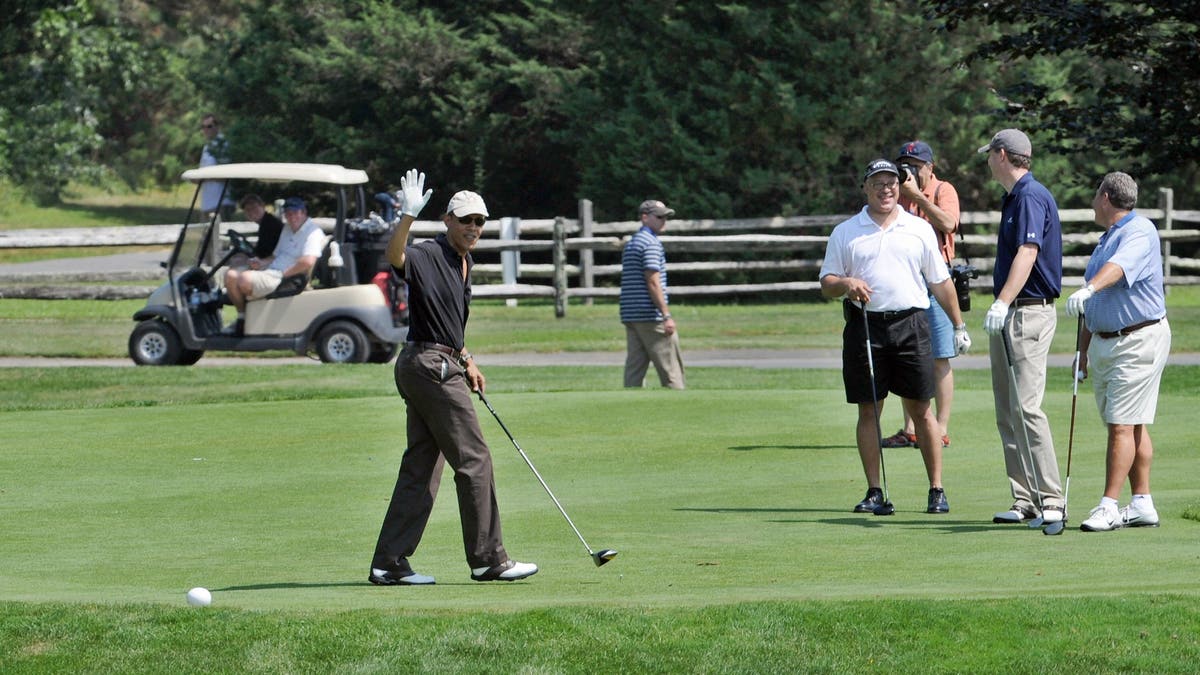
[457,216,486,227]
[201,124,215,130]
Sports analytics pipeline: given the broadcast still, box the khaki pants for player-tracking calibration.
[372,345,507,572]
[988,304,1063,511]
[624,321,685,389]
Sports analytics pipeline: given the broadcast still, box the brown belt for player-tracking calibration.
[407,341,467,366]
[1013,297,1054,307]
[1096,318,1162,340]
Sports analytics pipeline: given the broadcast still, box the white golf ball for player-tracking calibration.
[186,587,212,607]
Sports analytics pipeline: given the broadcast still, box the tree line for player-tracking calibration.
[2,0,1196,222]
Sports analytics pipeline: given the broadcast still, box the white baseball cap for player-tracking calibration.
[446,190,489,217]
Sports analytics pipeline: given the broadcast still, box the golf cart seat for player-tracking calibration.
[263,272,310,299]
[259,234,334,300]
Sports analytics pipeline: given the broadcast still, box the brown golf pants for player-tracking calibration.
[372,346,507,572]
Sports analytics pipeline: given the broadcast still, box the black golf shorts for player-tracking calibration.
[842,309,935,404]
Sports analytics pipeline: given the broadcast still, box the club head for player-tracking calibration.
[1028,517,1045,529]
[873,502,895,516]
[1043,520,1066,536]
[592,549,618,567]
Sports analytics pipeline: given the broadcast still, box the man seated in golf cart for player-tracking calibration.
[222,196,326,336]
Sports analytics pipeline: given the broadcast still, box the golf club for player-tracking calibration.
[999,322,1049,529]
[862,304,895,516]
[1045,315,1083,536]
[476,390,618,567]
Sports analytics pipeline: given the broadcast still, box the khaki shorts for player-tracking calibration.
[1088,319,1171,425]
[245,269,284,300]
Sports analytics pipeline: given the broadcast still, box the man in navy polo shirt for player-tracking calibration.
[979,128,1065,526]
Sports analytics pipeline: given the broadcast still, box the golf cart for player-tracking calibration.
[128,162,407,365]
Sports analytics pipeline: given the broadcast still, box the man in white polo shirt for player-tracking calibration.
[222,196,326,336]
[820,159,971,515]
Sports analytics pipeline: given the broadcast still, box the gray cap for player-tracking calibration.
[978,128,1032,156]
[639,199,675,217]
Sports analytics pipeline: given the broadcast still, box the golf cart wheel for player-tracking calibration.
[129,320,186,366]
[315,320,369,364]
[178,348,205,365]
[367,342,400,364]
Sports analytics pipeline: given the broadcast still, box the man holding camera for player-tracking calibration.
[881,141,963,451]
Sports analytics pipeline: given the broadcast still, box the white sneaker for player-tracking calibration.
[1041,506,1064,524]
[369,568,435,585]
[992,505,1034,524]
[1121,502,1161,528]
[471,560,539,582]
[1080,503,1122,532]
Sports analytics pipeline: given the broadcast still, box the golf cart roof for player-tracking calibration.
[181,163,369,185]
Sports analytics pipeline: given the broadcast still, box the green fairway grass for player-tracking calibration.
[2,365,1199,672]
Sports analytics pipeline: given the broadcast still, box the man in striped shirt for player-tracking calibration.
[620,199,685,389]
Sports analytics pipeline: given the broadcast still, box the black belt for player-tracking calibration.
[1013,297,1054,307]
[1096,318,1162,340]
[867,307,921,321]
[407,341,468,366]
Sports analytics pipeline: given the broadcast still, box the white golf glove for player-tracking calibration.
[1066,284,1094,318]
[954,324,971,355]
[399,168,433,218]
[983,299,1009,336]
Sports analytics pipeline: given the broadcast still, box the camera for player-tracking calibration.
[898,164,917,184]
[950,264,977,312]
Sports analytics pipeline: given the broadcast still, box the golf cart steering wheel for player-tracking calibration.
[227,229,255,257]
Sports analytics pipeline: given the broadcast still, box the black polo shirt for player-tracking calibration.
[398,233,473,351]
[254,211,284,258]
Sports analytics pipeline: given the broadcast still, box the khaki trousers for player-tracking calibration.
[988,304,1063,511]
[623,321,686,389]
[372,346,507,572]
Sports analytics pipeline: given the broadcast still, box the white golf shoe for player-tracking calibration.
[1041,506,1064,524]
[471,560,538,582]
[1080,503,1122,532]
[1121,501,1160,528]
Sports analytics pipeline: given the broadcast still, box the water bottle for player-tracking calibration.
[189,290,201,311]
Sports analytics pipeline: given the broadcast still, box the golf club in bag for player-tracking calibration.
[999,322,1050,529]
[862,304,895,516]
[1044,315,1083,536]
[476,390,618,567]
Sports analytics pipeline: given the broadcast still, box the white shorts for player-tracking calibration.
[1088,319,1171,425]
[245,268,284,300]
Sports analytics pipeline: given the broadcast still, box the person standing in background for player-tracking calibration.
[882,140,962,450]
[198,113,234,220]
[620,199,685,389]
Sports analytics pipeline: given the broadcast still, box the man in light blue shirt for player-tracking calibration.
[1066,171,1171,532]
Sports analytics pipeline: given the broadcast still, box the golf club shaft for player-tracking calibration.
[476,391,596,555]
[999,323,1047,521]
[861,305,889,503]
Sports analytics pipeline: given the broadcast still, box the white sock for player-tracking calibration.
[1131,494,1154,508]
[1100,496,1119,509]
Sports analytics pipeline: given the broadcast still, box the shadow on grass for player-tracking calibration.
[677,507,1012,533]
[728,444,854,451]
[213,581,365,592]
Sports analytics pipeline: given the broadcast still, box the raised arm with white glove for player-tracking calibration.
[398,168,433,218]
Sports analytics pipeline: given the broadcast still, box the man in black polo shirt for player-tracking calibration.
[369,168,537,585]
[820,159,971,515]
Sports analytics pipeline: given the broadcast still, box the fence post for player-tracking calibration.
[1158,187,1173,294]
[500,216,520,307]
[579,199,594,306]
[553,216,567,318]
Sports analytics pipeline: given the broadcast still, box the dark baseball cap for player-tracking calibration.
[863,159,899,181]
[282,197,306,211]
[896,140,934,164]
